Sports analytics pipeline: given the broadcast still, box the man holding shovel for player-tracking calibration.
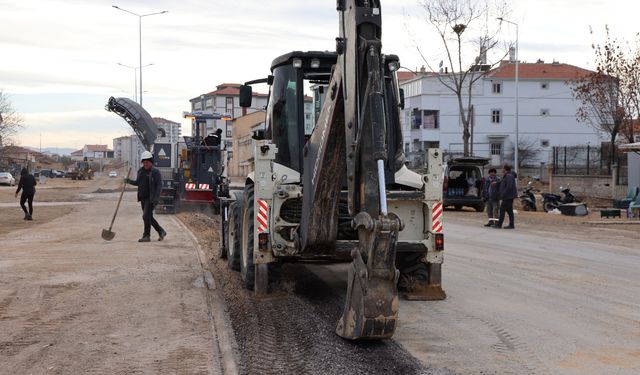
[125,151,167,242]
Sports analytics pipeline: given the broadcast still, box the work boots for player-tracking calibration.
[138,236,151,242]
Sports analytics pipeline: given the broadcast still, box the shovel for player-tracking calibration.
[102,168,132,241]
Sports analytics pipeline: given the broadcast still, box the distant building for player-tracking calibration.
[153,117,182,144]
[400,61,605,167]
[82,145,114,160]
[229,111,266,178]
[112,136,145,169]
[70,149,84,161]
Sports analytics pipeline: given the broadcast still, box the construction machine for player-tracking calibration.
[66,161,94,180]
[227,0,445,340]
[106,97,231,214]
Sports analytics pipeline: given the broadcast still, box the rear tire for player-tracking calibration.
[240,184,256,290]
[227,200,242,271]
[543,201,555,212]
[396,252,428,290]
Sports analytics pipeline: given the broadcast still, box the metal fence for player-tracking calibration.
[551,145,627,183]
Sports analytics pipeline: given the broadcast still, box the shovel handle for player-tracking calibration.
[108,168,132,231]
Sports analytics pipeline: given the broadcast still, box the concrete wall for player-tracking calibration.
[550,175,613,199]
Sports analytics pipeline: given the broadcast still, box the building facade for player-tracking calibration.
[189,83,269,150]
[153,117,182,144]
[112,136,145,170]
[229,111,267,178]
[401,61,605,168]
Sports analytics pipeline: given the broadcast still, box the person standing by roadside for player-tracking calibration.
[14,168,37,220]
[482,168,500,227]
[495,164,518,229]
[124,151,167,242]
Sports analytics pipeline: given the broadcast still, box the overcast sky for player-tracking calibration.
[1,0,639,149]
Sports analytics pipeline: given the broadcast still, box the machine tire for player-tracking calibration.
[396,252,428,290]
[522,203,531,211]
[227,200,242,271]
[454,205,462,211]
[475,204,484,212]
[240,184,256,290]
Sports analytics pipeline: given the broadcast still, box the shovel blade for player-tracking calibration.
[102,229,115,241]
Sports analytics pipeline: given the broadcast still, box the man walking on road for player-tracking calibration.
[14,167,36,220]
[495,164,517,229]
[482,168,500,227]
[125,151,167,242]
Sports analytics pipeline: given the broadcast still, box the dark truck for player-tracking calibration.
[443,156,489,212]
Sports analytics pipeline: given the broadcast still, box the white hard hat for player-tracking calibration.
[141,151,153,162]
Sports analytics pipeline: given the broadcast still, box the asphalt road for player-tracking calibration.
[310,220,640,375]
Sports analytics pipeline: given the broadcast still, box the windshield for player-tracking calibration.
[267,65,301,171]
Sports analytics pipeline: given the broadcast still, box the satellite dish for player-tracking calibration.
[439,60,443,68]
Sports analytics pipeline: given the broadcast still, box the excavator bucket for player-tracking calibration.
[336,213,402,340]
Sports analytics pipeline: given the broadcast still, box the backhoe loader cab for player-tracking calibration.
[230,1,445,340]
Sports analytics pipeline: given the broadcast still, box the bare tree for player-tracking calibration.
[571,26,640,174]
[517,137,539,168]
[417,0,509,156]
[0,90,24,146]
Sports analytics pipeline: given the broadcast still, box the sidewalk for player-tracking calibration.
[0,190,225,374]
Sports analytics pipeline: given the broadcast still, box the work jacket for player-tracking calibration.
[130,167,162,204]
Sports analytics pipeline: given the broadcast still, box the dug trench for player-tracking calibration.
[176,211,454,375]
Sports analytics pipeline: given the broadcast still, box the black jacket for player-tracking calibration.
[16,174,37,195]
[129,167,162,204]
[498,171,518,200]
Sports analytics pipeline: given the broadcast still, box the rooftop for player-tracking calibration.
[487,62,593,80]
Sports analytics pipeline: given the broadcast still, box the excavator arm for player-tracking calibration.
[300,0,402,339]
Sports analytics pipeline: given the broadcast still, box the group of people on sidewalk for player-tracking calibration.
[482,164,518,229]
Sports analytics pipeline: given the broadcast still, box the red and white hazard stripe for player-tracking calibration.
[185,183,196,190]
[432,201,443,233]
[199,184,209,189]
[257,200,269,233]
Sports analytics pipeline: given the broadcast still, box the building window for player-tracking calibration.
[412,109,439,129]
[541,82,549,89]
[490,142,502,156]
[225,97,233,112]
[540,139,550,148]
[540,109,550,116]
[226,124,232,138]
[491,109,501,124]
[492,82,501,94]
[194,102,202,110]
[205,98,213,109]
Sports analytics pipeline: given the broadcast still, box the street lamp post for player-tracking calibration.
[117,63,153,103]
[113,5,167,107]
[498,17,519,171]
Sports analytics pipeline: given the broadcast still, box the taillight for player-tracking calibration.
[258,233,269,251]
[435,233,444,251]
[443,176,449,192]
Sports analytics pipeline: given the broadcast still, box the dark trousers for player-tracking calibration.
[20,191,34,216]
[497,198,515,227]
[141,200,164,237]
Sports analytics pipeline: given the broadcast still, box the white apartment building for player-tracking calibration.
[189,83,269,150]
[113,135,145,170]
[153,117,182,144]
[401,61,605,167]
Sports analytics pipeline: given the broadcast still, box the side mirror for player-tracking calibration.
[239,85,252,108]
[399,88,405,110]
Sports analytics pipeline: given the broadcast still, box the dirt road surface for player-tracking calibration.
[0,176,230,374]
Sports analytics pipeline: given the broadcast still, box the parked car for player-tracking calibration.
[0,172,16,186]
[108,171,118,178]
[53,170,66,178]
[443,156,489,212]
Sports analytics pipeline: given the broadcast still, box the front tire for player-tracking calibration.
[240,184,255,290]
[227,200,242,271]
